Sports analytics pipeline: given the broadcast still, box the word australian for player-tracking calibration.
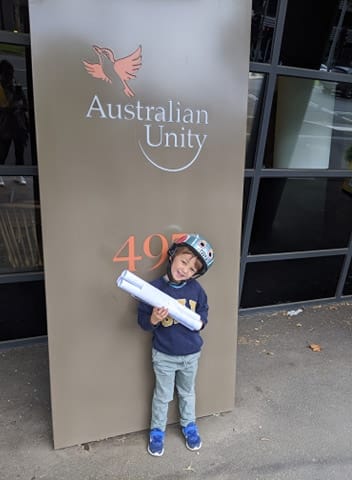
[85,95,208,151]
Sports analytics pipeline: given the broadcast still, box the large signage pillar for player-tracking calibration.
[29,0,251,448]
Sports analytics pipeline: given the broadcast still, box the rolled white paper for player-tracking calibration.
[116,269,203,331]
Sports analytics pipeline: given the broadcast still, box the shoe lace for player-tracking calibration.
[184,423,199,440]
[150,429,164,443]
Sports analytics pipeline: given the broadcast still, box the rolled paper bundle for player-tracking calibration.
[116,269,203,331]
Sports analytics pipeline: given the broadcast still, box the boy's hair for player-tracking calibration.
[174,246,203,273]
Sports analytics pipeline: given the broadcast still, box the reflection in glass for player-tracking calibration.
[280,2,341,70]
[250,0,278,63]
[343,259,352,295]
[264,76,352,169]
[246,73,265,168]
[0,0,30,34]
[250,178,352,254]
[241,256,344,308]
[322,0,352,72]
[0,281,46,342]
[0,43,35,166]
[0,176,43,273]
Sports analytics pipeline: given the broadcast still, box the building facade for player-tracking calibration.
[0,0,352,343]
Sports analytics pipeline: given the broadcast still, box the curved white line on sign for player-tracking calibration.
[138,141,201,172]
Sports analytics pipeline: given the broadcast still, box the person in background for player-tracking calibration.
[0,59,29,187]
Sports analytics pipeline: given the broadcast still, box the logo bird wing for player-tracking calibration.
[82,60,112,84]
[114,45,142,82]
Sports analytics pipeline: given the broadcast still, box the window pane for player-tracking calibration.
[0,43,36,167]
[250,0,279,63]
[280,1,340,70]
[0,0,30,34]
[241,256,344,308]
[0,175,43,273]
[343,259,352,295]
[264,76,352,169]
[0,280,46,341]
[250,178,352,254]
[246,73,265,168]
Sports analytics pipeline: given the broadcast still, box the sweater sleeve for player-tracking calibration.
[195,286,209,327]
[137,300,156,332]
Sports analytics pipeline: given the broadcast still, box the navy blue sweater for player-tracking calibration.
[137,276,208,355]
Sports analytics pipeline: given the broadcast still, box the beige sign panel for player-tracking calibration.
[29,0,250,448]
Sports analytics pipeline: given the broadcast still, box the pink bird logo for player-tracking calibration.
[83,44,142,97]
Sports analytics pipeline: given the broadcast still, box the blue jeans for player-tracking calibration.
[151,348,201,431]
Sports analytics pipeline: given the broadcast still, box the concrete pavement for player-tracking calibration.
[1,301,351,479]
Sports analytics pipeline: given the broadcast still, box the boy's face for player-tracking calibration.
[170,252,199,282]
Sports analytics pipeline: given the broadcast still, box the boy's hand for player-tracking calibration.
[150,307,169,325]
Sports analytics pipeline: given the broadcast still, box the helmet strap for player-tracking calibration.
[164,266,187,288]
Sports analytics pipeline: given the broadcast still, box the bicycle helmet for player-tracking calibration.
[168,233,214,277]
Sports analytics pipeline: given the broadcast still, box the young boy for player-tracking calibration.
[137,233,214,456]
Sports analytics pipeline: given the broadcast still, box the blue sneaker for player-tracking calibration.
[182,422,202,451]
[147,428,165,456]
